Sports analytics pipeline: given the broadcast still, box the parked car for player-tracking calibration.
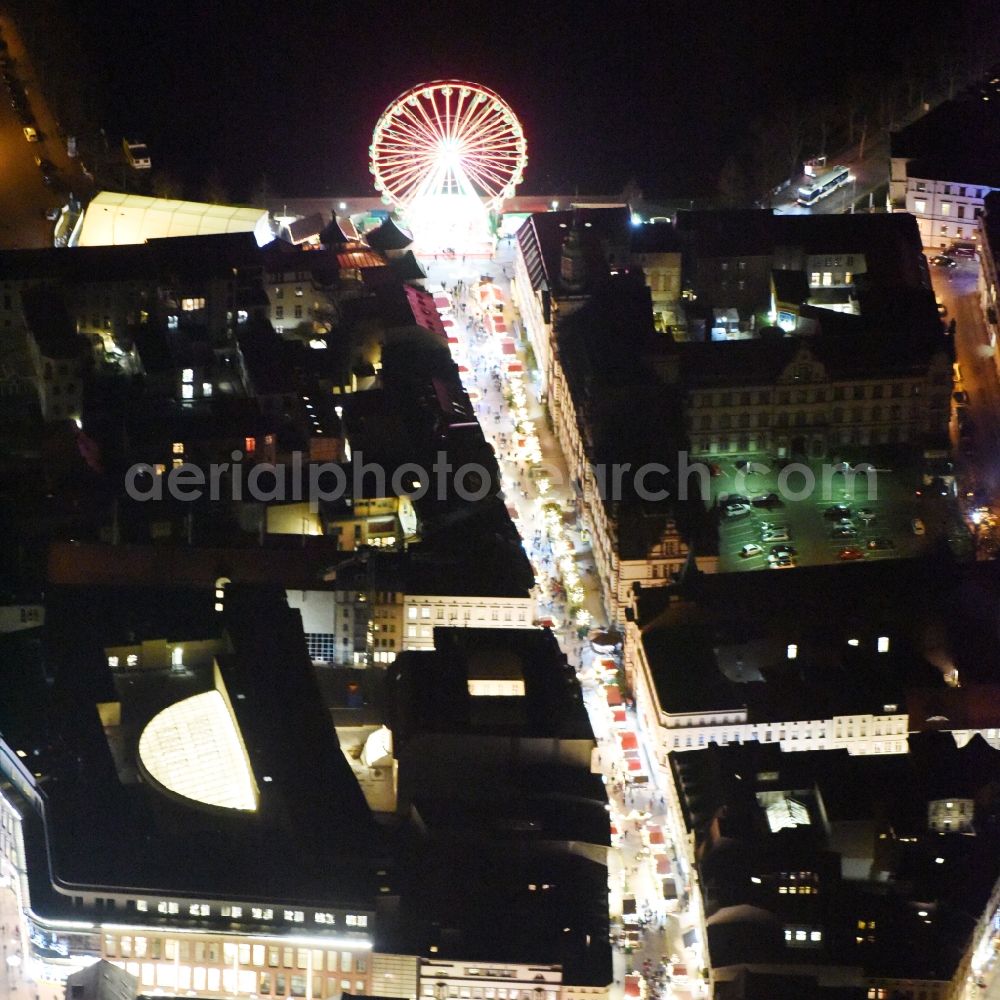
[911,518,926,535]
[708,463,722,477]
[123,138,151,169]
[824,504,851,520]
[22,125,37,142]
[769,556,795,569]
[724,504,752,519]
[762,529,791,543]
[831,525,858,538]
[949,242,977,258]
[769,544,797,557]
[867,537,895,550]
[720,494,750,507]
[751,493,782,509]
[838,547,864,561]
[915,478,949,498]
[931,255,957,268]
[739,543,764,558]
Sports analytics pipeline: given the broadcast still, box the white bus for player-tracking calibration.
[796,165,851,207]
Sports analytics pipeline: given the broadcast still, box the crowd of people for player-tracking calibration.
[429,254,704,995]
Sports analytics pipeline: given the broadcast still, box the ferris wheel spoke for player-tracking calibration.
[461,155,512,195]
[453,101,502,147]
[411,97,451,145]
[387,107,441,150]
[379,159,433,195]
[449,90,475,144]
[381,117,439,148]
[466,159,518,187]
[465,146,521,171]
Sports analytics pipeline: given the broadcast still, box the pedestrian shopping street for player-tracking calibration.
[420,244,708,999]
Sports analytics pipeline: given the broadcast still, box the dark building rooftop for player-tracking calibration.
[891,78,1000,188]
[21,286,87,360]
[515,207,631,297]
[30,586,379,919]
[363,218,413,253]
[633,557,970,720]
[388,627,593,741]
[671,736,1000,981]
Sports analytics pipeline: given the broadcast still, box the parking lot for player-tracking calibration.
[705,456,968,572]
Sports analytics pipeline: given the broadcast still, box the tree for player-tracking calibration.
[809,99,840,159]
[249,173,272,208]
[716,156,747,208]
[748,103,808,204]
[151,171,184,200]
[200,167,230,205]
[621,176,644,209]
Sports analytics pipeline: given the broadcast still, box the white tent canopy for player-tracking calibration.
[73,190,273,247]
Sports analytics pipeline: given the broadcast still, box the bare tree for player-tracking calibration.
[201,167,230,205]
[716,156,747,208]
[151,171,184,200]
[748,102,808,202]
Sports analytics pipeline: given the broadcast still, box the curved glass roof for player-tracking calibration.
[138,690,258,812]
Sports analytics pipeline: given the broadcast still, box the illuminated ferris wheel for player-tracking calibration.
[370,80,528,211]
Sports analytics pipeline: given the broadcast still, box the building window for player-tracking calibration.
[294,304,303,319]
[914,199,926,214]
[941,202,951,215]
[181,297,205,311]
[275,306,284,319]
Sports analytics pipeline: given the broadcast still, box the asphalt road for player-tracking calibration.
[929,255,1000,498]
[0,12,87,249]
[773,135,889,217]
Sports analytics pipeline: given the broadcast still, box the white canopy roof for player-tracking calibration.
[75,191,273,247]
